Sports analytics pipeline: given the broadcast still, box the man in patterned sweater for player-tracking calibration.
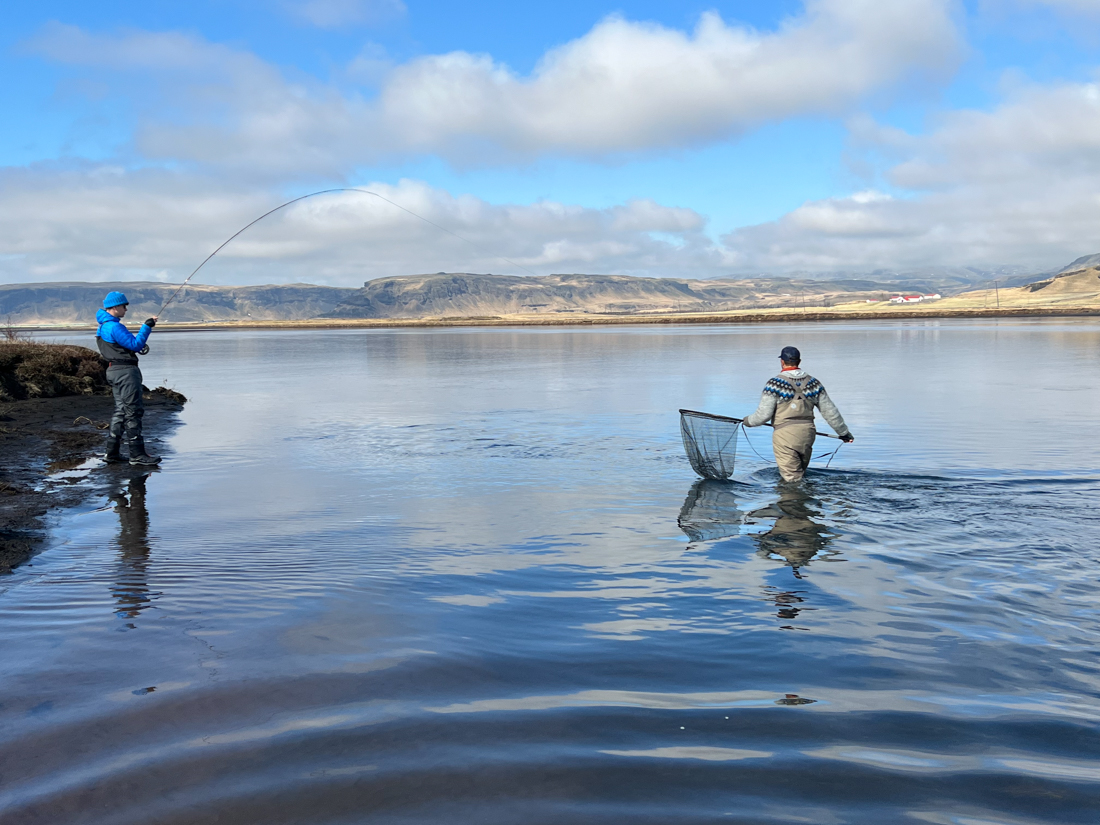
[743,346,854,482]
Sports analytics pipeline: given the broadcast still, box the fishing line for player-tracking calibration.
[740,421,844,467]
[821,443,843,468]
[157,187,539,319]
[739,422,770,462]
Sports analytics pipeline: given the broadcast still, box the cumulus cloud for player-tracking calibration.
[26,0,961,174]
[377,0,959,159]
[0,169,728,284]
[15,2,1096,278]
[0,165,270,280]
[9,67,1100,282]
[10,73,1099,282]
[723,76,1100,271]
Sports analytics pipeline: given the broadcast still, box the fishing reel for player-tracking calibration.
[138,345,150,355]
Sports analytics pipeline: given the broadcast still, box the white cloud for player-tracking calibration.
[377,0,959,159]
[723,76,1100,271]
[0,165,270,280]
[15,2,1098,277]
[10,73,1099,282]
[9,67,1100,282]
[0,169,728,284]
[26,1,961,174]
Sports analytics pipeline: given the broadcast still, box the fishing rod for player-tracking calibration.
[156,187,539,320]
[678,408,841,440]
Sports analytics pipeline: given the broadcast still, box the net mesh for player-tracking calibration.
[679,409,740,480]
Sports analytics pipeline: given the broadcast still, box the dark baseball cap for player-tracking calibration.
[779,346,801,362]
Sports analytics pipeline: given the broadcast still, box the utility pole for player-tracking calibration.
[994,279,1000,309]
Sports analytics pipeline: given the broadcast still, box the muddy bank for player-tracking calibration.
[1,342,186,573]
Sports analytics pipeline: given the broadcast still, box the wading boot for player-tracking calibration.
[128,436,162,466]
[104,442,127,463]
[104,426,126,464]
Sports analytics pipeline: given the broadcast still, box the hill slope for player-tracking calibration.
[841,266,1100,313]
[0,282,356,325]
[1058,254,1100,274]
[4,259,1097,326]
[325,273,934,319]
[2,274,933,325]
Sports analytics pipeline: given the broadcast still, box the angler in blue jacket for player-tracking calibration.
[96,292,161,466]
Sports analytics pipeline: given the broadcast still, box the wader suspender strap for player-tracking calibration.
[774,376,814,430]
[96,322,139,365]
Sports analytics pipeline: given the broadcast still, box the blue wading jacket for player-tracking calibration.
[96,308,151,352]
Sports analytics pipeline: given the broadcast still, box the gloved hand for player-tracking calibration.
[840,433,855,443]
[138,345,150,355]
[143,317,157,328]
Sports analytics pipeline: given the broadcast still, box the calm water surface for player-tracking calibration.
[2,320,1100,824]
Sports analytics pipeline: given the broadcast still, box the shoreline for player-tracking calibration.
[0,389,185,574]
[15,305,1100,333]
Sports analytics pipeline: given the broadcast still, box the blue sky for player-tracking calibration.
[3,1,1100,285]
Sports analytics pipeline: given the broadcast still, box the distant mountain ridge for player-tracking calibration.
[0,282,356,325]
[1058,253,1100,274]
[2,273,937,324]
[719,264,1039,290]
[2,255,1095,325]
[326,272,938,319]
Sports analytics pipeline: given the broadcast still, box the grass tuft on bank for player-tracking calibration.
[0,341,110,402]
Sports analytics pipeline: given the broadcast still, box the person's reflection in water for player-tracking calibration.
[109,473,156,628]
[748,484,835,577]
[679,479,842,629]
[750,484,839,629]
[762,586,808,622]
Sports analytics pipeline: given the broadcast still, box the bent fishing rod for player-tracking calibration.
[678,408,842,440]
[156,188,539,320]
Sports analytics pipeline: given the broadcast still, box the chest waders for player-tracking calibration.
[97,322,148,463]
[772,375,816,482]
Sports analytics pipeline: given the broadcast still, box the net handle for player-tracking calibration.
[678,409,841,440]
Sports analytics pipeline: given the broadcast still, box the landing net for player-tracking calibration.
[679,409,741,480]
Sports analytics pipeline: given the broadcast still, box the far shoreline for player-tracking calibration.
[16,305,1100,334]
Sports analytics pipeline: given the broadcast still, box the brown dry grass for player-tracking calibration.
[0,342,108,402]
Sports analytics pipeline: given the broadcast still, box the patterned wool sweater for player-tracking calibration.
[742,369,850,436]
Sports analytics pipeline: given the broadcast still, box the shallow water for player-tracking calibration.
[3,319,1100,824]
